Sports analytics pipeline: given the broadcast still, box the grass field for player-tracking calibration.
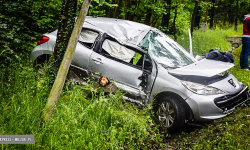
[1,25,250,149]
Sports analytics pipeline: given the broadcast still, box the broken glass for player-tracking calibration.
[139,30,195,69]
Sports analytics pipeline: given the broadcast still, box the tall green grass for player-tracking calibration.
[177,25,243,55]
[0,62,163,149]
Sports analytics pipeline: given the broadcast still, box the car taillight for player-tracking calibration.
[37,36,50,45]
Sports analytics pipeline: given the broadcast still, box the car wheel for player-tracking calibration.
[34,54,51,75]
[153,96,186,132]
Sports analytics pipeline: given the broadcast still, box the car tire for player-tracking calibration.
[34,55,50,70]
[153,96,186,133]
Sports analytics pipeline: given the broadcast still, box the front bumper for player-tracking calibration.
[214,86,249,113]
[186,85,250,122]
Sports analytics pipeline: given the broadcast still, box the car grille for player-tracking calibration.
[214,86,250,111]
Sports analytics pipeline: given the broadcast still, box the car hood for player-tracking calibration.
[168,59,234,77]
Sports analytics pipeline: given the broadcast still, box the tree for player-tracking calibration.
[144,7,152,25]
[110,0,123,18]
[53,0,77,67]
[209,0,215,29]
[161,0,172,33]
[41,0,92,122]
[0,0,61,69]
[234,0,238,31]
[191,0,199,35]
[201,0,210,32]
[172,1,178,40]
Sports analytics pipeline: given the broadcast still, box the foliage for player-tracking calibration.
[1,0,249,69]
[0,0,61,69]
[177,25,243,56]
[0,60,165,149]
[53,0,77,68]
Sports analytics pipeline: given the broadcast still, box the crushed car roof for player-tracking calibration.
[84,16,152,45]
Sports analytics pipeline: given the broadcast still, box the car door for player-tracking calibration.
[69,28,100,80]
[88,38,156,104]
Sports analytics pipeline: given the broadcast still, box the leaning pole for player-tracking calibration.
[41,0,92,122]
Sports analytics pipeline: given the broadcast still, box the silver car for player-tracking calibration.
[31,16,250,132]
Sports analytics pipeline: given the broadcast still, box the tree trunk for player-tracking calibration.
[161,0,172,33]
[172,4,177,40]
[125,0,136,21]
[144,9,152,25]
[129,0,137,21]
[123,0,127,19]
[133,0,141,22]
[144,0,157,26]
[234,0,238,31]
[126,0,131,20]
[53,0,77,66]
[194,6,201,29]
[110,0,122,18]
[191,0,199,35]
[209,0,215,29]
[204,0,210,23]
[201,0,210,32]
[41,0,92,123]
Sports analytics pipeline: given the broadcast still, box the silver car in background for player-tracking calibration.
[31,16,250,132]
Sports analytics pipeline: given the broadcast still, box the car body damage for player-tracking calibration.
[31,16,250,132]
[168,59,234,77]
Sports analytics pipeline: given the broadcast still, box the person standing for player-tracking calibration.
[240,13,250,70]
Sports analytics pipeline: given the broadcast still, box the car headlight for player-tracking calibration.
[181,81,225,95]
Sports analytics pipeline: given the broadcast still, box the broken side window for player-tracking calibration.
[79,29,99,48]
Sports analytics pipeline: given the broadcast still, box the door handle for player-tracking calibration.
[92,58,103,64]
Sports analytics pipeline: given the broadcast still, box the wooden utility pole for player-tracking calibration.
[41,0,92,122]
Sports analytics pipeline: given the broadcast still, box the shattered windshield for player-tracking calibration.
[138,30,195,69]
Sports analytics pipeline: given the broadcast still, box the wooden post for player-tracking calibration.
[41,0,92,122]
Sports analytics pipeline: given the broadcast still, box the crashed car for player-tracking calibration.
[31,16,250,132]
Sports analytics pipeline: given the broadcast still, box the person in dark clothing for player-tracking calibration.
[240,13,250,70]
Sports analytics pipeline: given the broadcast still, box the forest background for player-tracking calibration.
[1,0,250,66]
